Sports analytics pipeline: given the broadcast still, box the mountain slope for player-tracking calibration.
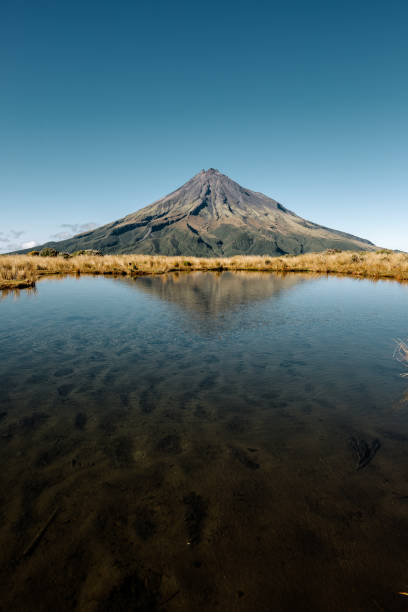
[20,169,375,256]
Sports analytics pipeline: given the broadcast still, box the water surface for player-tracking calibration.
[1,272,408,611]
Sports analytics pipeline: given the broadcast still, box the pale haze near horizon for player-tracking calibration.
[1,0,407,253]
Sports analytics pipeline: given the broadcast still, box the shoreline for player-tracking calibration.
[1,251,408,291]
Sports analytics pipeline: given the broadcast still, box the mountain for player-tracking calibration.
[21,169,375,256]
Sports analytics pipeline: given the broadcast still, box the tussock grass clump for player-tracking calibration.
[0,257,37,290]
[0,250,408,290]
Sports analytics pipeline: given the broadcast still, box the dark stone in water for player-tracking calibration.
[75,412,87,430]
[183,491,207,546]
[134,507,156,541]
[0,411,7,422]
[199,374,217,391]
[226,416,248,433]
[19,412,49,432]
[35,436,77,468]
[35,449,54,468]
[315,397,333,410]
[26,374,48,384]
[350,436,381,470]
[380,429,408,443]
[110,435,134,467]
[54,368,74,377]
[231,446,260,470]
[140,389,156,414]
[294,526,329,558]
[99,409,126,434]
[120,393,129,407]
[58,384,74,397]
[157,434,181,454]
[98,573,157,611]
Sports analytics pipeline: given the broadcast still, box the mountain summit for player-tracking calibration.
[25,169,375,256]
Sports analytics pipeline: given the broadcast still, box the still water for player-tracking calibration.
[0,271,408,611]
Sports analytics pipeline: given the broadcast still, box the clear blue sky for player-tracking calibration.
[1,0,407,252]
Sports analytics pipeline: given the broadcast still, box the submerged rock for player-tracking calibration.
[74,412,87,430]
[350,436,381,470]
[183,491,207,546]
[99,573,158,612]
[231,446,260,470]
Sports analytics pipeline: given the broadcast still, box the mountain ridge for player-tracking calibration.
[16,169,376,256]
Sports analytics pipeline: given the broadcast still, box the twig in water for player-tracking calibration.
[159,590,180,606]
[394,339,408,377]
[22,509,58,559]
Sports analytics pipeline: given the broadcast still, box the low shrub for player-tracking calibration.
[28,250,40,256]
[40,248,59,257]
[73,249,102,256]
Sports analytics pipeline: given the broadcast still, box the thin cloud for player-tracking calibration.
[50,231,73,240]
[50,222,97,240]
[0,241,21,253]
[21,240,38,249]
[0,229,25,244]
[0,222,98,253]
[0,229,33,253]
[60,222,98,236]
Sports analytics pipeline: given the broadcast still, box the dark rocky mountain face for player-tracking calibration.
[22,169,375,256]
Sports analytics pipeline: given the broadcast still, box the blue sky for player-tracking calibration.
[1,0,407,252]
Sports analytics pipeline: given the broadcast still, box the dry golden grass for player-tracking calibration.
[0,257,37,290]
[0,250,408,290]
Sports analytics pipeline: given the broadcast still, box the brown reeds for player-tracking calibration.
[0,250,408,290]
[0,257,37,290]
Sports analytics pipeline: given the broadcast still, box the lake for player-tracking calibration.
[0,271,408,611]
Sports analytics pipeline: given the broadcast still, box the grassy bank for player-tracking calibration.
[1,250,408,290]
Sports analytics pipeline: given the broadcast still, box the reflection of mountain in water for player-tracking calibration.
[121,271,306,316]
